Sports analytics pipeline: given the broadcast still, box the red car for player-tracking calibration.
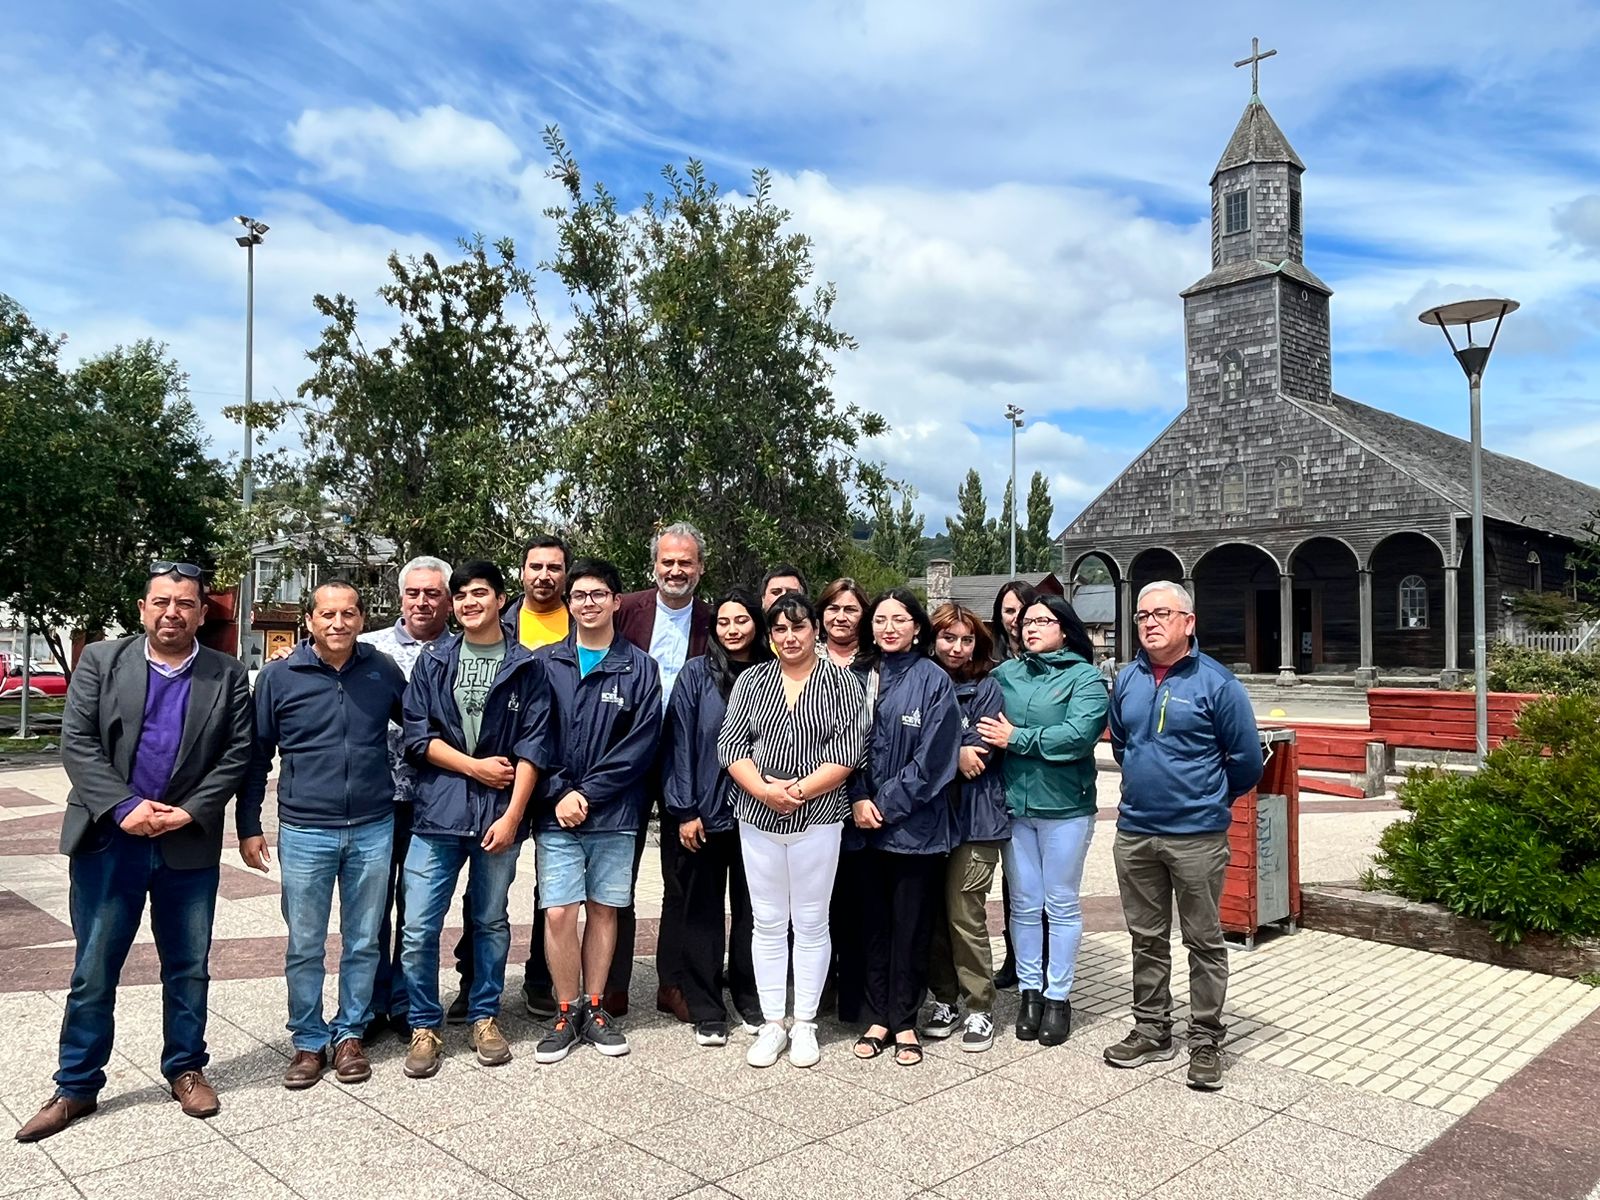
[0,661,68,698]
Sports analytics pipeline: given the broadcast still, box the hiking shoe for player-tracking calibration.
[1187,1043,1225,1091]
[1038,999,1072,1047]
[695,1021,729,1047]
[470,1017,513,1066]
[920,1001,960,1040]
[746,1021,789,1068]
[788,1021,820,1068]
[1103,1029,1177,1069]
[445,991,469,1025]
[524,989,558,1020]
[403,1028,444,1079]
[960,1011,995,1053]
[535,1004,583,1065]
[581,1000,630,1057]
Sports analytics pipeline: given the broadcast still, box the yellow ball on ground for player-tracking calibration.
[1268,708,1287,718]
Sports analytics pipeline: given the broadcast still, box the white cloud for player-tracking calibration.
[288,104,523,180]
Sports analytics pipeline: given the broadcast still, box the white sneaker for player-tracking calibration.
[788,1021,820,1068]
[746,1021,789,1068]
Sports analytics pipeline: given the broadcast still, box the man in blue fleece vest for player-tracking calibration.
[1104,580,1262,1092]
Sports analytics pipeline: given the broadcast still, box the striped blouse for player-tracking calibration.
[716,658,869,834]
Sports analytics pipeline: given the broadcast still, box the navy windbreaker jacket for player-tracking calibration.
[663,655,737,834]
[401,635,552,840]
[848,652,961,855]
[533,636,663,834]
[951,674,1010,843]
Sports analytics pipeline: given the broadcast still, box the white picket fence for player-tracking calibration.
[1505,621,1600,654]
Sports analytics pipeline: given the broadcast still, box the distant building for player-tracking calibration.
[245,532,399,665]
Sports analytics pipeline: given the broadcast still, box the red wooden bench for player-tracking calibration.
[1259,721,1385,798]
[1365,688,1539,760]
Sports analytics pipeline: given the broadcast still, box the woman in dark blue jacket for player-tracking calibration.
[920,603,1009,1053]
[850,588,961,1066]
[664,589,772,1046]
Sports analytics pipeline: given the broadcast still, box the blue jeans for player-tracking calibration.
[56,826,219,1099]
[400,832,522,1028]
[1002,814,1095,1001]
[278,817,394,1051]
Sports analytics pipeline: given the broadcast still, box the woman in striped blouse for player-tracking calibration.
[717,592,869,1070]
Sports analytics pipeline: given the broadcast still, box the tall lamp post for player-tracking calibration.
[234,215,269,664]
[1417,297,1518,764]
[1005,403,1024,577]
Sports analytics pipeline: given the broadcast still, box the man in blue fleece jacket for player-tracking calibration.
[1104,580,1262,1093]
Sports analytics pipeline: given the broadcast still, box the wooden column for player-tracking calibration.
[1356,568,1376,687]
[1277,572,1297,685]
[1443,564,1460,681]
[1117,577,1134,662]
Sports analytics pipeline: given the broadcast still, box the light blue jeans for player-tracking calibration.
[401,832,522,1028]
[278,817,394,1051]
[1002,814,1095,1001]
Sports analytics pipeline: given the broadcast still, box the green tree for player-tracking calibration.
[540,132,886,591]
[990,479,1016,573]
[946,469,998,574]
[1573,507,1600,620]
[869,483,925,580]
[1024,470,1056,571]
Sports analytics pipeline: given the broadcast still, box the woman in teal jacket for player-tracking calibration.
[977,594,1108,1047]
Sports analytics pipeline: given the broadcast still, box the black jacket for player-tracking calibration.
[848,652,962,855]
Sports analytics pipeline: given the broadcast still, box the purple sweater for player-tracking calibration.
[113,668,193,824]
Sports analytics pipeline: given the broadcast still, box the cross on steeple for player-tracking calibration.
[1234,37,1277,98]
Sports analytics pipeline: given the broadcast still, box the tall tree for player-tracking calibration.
[1024,470,1056,571]
[990,479,1017,574]
[869,483,925,580]
[946,469,998,575]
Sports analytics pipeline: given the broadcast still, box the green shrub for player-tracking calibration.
[1485,643,1600,698]
[1368,694,1600,945]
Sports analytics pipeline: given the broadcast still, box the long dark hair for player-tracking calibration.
[1024,594,1096,663]
[991,580,1038,660]
[708,588,771,699]
[855,587,936,671]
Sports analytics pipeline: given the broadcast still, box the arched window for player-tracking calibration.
[1220,351,1244,403]
[1398,575,1429,629]
[1221,464,1247,514]
[1527,551,1542,592]
[1170,469,1195,517]
[1274,457,1302,509]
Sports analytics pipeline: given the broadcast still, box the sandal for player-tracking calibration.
[853,1034,888,1059]
[893,1039,924,1067]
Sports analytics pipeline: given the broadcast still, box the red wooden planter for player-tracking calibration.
[1221,730,1300,946]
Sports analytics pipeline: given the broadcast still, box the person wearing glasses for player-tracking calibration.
[849,588,961,1068]
[18,563,253,1142]
[532,559,664,1064]
[1103,581,1262,1092]
[976,594,1108,1048]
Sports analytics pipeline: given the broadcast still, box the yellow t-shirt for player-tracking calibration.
[518,604,569,650]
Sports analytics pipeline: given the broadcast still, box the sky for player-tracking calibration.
[5,1,1600,533]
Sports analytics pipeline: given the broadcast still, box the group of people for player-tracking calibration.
[18,524,1265,1143]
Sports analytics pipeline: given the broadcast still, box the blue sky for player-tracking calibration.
[5,2,1600,528]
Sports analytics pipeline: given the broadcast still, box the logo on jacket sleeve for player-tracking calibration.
[901,708,922,728]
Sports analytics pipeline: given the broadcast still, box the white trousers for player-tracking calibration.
[737,820,842,1022]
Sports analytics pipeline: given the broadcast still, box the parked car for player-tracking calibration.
[0,661,68,698]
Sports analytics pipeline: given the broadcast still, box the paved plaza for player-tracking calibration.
[2,753,1598,1200]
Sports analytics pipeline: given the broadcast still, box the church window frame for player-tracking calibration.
[1222,464,1247,514]
[1220,351,1244,402]
[1170,468,1196,517]
[1527,551,1542,592]
[1224,190,1249,234]
[1273,456,1302,509]
[1398,575,1429,630]
[1289,189,1302,236]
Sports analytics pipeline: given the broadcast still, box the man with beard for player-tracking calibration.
[612,522,711,1018]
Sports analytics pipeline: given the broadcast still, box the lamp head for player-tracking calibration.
[1417,298,1518,381]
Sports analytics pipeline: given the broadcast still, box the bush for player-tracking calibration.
[1486,643,1600,698]
[1367,694,1600,945]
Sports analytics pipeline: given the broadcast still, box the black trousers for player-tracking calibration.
[831,847,868,1022]
[675,826,759,1024]
[861,848,946,1036]
[652,810,689,990]
[371,802,414,1019]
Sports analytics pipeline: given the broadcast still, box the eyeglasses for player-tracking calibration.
[1134,608,1191,625]
[1020,617,1057,630]
[569,589,614,605]
[871,614,914,628]
[150,561,203,579]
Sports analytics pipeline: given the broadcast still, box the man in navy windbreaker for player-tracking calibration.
[530,558,663,1064]
[397,560,551,1079]
[1104,580,1263,1093]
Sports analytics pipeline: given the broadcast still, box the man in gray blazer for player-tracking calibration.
[16,564,253,1143]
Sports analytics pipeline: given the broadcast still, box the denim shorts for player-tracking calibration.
[535,829,636,908]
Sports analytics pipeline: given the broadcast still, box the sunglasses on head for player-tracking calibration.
[150,561,204,579]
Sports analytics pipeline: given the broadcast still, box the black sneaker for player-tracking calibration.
[445,991,469,1025]
[581,1001,630,1058]
[959,1011,995,1053]
[694,1021,729,1047]
[920,1001,960,1040]
[1103,1029,1177,1069]
[535,1004,583,1065]
[523,988,558,1021]
[1187,1043,1225,1091]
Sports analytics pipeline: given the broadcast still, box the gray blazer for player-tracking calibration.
[60,636,254,869]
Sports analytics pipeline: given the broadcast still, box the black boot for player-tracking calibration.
[1015,989,1044,1041]
[1038,998,1072,1047]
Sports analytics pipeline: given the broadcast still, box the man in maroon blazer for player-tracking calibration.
[608,521,711,1018]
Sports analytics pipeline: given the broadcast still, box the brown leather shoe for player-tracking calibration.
[602,989,630,1018]
[16,1093,97,1142]
[655,984,690,1023]
[332,1038,371,1084]
[169,1070,220,1118]
[283,1048,327,1090]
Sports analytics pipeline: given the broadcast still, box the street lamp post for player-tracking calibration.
[1418,297,1518,764]
[234,216,268,664]
[1005,404,1024,577]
